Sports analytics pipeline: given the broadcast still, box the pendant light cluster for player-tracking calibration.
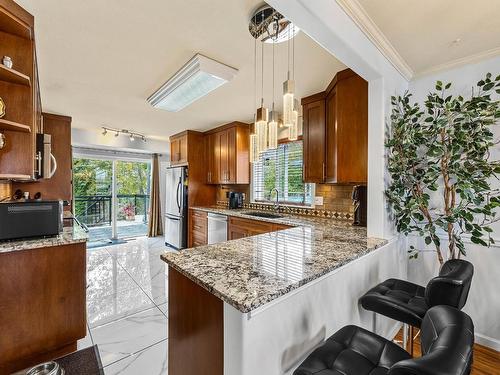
[249,5,300,163]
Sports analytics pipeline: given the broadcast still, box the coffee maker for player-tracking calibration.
[228,192,244,209]
[352,185,367,226]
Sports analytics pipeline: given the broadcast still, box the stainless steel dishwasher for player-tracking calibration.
[207,213,228,244]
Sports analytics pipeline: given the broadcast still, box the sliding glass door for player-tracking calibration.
[73,156,151,246]
[116,160,151,239]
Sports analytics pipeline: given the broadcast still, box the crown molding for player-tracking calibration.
[413,46,500,79]
[335,0,414,81]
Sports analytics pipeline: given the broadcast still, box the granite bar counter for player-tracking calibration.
[161,207,402,375]
[0,225,88,253]
[161,207,387,313]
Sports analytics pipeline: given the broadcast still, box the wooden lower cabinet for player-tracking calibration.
[227,217,291,240]
[0,242,86,373]
[189,209,207,247]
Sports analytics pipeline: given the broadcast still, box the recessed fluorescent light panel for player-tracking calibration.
[147,54,238,112]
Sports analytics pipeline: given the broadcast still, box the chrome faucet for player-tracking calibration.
[270,188,280,212]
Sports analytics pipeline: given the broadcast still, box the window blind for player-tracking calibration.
[252,140,314,206]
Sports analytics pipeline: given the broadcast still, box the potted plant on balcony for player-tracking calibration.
[122,203,136,221]
[386,73,500,265]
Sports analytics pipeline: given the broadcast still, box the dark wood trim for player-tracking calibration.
[203,121,249,135]
[301,91,326,105]
[325,68,356,95]
[168,267,223,375]
[0,0,34,39]
[278,135,303,144]
[41,112,72,122]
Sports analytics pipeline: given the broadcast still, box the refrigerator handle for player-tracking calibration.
[176,178,181,212]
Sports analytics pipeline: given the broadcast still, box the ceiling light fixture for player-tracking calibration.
[283,24,295,128]
[268,22,278,150]
[147,54,238,112]
[101,127,146,143]
[248,4,300,156]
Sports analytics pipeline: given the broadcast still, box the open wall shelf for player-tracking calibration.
[0,7,32,39]
[0,64,31,86]
[0,174,32,180]
[0,118,31,133]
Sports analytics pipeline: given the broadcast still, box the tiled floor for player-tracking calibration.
[79,236,171,374]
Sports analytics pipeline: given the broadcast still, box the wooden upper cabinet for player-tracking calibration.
[12,113,73,203]
[302,95,326,183]
[204,122,249,185]
[302,69,368,184]
[325,88,337,182]
[169,132,188,165]
[334,73,368,183]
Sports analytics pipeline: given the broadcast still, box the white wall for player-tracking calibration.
[224,239,406,375]
[269,0,408,240]
[270,0,500,353]
[407,55,500,350]
[72,127,169,155]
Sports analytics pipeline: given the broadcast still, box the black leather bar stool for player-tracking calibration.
[359,259,473,353]
[293,305,474,375]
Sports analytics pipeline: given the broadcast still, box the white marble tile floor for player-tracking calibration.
[78,236,172,374]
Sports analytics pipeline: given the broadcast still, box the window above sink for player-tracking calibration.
[251,140,314,207]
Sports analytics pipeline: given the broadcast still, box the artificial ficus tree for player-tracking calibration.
[386,73,500,265]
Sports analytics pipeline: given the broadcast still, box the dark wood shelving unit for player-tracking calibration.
[0,64,31,86]
[0,118,31,133]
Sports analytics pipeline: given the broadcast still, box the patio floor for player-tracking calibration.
[87,221,149,247]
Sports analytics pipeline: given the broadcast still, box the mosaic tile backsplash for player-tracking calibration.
[216,183,355,220]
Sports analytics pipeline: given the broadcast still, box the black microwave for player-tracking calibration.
[0,200,63,241]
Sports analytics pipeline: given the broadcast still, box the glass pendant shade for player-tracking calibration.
[268,111,278,149]
[249,133,259,163]
[282,79,295,127]
[289,99,299,141]
[255,106,269,152]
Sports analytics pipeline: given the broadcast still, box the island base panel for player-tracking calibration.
[168,267,223,375]
[0,243,86,373]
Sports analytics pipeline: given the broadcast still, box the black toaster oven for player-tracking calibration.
[0,200,63,241]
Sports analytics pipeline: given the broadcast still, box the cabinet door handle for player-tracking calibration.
[322,162,326,182]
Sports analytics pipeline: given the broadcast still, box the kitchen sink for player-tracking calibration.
[245,211,284,219]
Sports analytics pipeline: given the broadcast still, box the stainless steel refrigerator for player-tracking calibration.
[164,166,188,249]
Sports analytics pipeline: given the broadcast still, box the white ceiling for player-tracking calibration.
[357,0,500,75]
[15,0,345,140]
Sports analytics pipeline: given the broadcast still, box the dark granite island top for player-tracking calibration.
[161,207,387,313]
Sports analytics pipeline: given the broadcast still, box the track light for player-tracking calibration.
[101,126,147,142]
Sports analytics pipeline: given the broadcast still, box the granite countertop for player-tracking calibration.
[161,207,387,313]
[0,225,88,253]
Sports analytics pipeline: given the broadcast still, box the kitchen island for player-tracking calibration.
[161,208,404,375]
[0,226,88,373]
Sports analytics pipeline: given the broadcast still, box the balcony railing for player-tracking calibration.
[74,194,150,227]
